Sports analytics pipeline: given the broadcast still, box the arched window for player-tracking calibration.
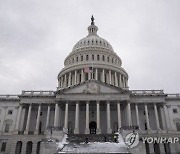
[164,143,171,154]
[154,143,160,154]
[1,142,6,152]
[145,142,150,154]
[102,55,105,61]
[15,141,22,154]
[36,141,41,154]
[97,55,100,61]
[86,55,89,61]
[92,54,94,60]
[81,55,83,61]
[26,141,33,154]
[76,57,78,62]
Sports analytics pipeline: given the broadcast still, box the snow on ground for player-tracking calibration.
[59,142,130,153]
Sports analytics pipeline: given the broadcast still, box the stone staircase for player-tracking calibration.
[67,134,119,143]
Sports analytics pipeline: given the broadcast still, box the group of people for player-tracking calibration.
[84,135,118,143]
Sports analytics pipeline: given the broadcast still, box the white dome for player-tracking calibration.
[72,35,114,53]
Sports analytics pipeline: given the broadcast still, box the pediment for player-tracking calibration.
[57,80,128,94]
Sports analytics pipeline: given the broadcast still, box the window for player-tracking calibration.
[86,55,89,61]
[81,55,83,61]
[4,119,12,133]
[102,55,105,61]
[176,122,180,131]
[1,142,6,152]
[92,54,94,60]
[173,118,180,131]
[76,57,78,62]
[97,55,100,61]
[8,110,13,115]
[107,57,109,62]
[5,123,10,133]
[173,108,178,113]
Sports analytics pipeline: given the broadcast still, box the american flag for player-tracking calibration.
[84,67,93,73]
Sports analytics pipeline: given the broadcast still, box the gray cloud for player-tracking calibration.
[0,0,180,94]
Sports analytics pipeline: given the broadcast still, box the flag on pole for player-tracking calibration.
[84,66,93,73]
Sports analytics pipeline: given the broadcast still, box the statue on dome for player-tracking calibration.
[91,15,95,25]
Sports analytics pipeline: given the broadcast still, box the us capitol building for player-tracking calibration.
[0,17,180,154]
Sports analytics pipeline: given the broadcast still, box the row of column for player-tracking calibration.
[14,102,169,134]
[127,103,169,131]
[59,68,128,88]
[14,101,121,134]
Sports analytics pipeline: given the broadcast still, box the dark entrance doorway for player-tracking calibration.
[89,121,97,134]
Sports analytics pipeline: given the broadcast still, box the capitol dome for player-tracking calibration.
[57,16,128,89]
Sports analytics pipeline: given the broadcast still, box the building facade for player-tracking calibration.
[0,17,180,154]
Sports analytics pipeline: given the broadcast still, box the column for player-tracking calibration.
[60,76,62,88]
[14,105,22,134]
[54,103,59,127]
[74,102,80,134]
[127,102,132,126]
[95,68,98,80]
[64,102,69,133]
[124,77,126,87]
[109,70,112,84]
[58,78,60,87]
[119,74,122,87]
[163,105,169,130]
[68,72,71,87]
[64,74,67,87]
[102,69,105,82]
[154,103,160,130]
[35,104,41,134]
[144,104,151,130]
[74,70,77,84]
[96,101,101,134]
[85,101,90,134]
[81,69,84,82]
[88,72,91,80]
[46,105,50,129]
[0,107,7,134]
[60,77,63,88]
[135,104,141,130]
[115,72,118,86]
[126,77,128,87]
[122,76,125,87]
[107,101,112,134]
[117,102,121,130]
[24,104,32,134]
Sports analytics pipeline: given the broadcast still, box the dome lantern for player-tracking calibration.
[88,15,98,36]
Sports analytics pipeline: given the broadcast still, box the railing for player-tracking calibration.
[131,90,164,95]
[21,90,55,96]
[0,95,19,99]
[167,94,180,98]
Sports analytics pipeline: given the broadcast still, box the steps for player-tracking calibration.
[67,134,119,143]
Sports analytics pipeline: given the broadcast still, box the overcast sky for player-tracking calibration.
[0,0,180,94]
